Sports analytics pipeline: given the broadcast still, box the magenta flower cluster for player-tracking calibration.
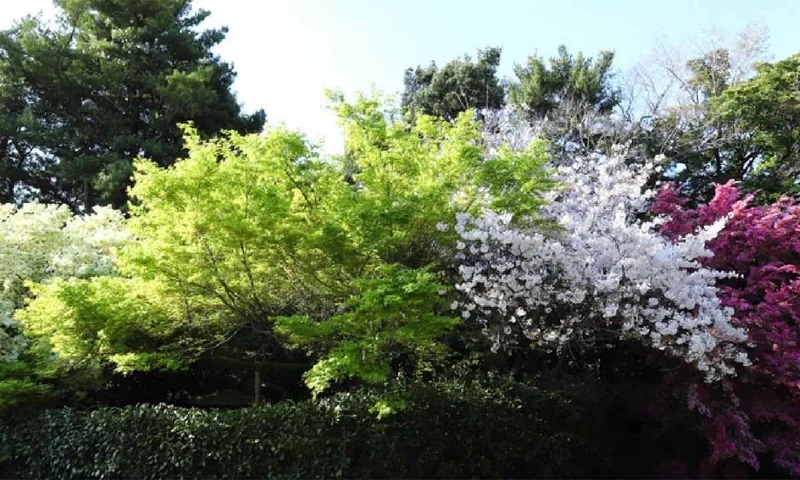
[653,181,800,474]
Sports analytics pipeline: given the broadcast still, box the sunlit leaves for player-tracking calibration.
[0,203,128,361]
[276,266,459,396]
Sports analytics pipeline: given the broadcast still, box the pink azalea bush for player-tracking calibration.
[653,181,800,475]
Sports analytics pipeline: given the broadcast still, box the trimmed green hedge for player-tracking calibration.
[0,377,618,479]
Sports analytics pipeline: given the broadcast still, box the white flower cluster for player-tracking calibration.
[453,151,749,381]
[480,106,541,157]
[0,202,129,361]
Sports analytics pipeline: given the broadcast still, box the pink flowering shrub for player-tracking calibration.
[653,181,800,475]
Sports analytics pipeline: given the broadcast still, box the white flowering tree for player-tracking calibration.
[0,203,128,361]
[452,148,750,381]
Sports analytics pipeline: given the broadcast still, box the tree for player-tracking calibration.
[0,202,127,409]
[713,54,800,199]
[0,0,265,210]
[401,47,505,121]
[502,46,628,166]
[15,93,555,403]
[645,49,761,204]
[0,203,127,360]
[624,25,770,203]
[509,45,619,119]
[277,95,553,396]
[452,150,749,381]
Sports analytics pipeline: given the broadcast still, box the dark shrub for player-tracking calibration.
[0,376,619,479]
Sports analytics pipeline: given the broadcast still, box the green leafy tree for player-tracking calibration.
[713,53,800,199]
[274,94,553,396]
[626,27,771,204]
[0,0,265,210]
[276,265,459,396]
[0,44,36,205]
[509,45,619,119]
[401,47,505,121]
[15,94,554,401]
[18,276,189,374]
[15,126,333,402]
[0,202,128,410]
[686,49,733,99]
[643,49,759,203]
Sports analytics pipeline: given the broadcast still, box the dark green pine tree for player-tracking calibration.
[0,0,265,209]
[509,45,619,118]
[401,47,505,121]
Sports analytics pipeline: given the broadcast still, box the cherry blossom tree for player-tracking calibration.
[451,148,749,381]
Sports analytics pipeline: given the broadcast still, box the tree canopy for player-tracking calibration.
[509,45,619,118]
[14,95,555,404]
[0,0,265,210]
[712,53,800,199]
[401,47,505,121]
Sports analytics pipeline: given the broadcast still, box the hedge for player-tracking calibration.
[0,376,620,479]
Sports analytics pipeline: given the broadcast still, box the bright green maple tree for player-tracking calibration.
[16,94,554,399]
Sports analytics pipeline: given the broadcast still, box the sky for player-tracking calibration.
[2,0,799,154]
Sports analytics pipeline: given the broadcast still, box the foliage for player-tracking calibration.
[648,51,760,204]
[0,375,623,479]
[0,202,128,409]
[488,47,628,164]
[509,45,619,119]
[0,202,127,358]
[13,125,332,393]
[16,95,554,399]
[654,181,800,475]
[0,345,56,410]
[18,276,189,373]
[713,54,800,200]
[630,30,770,205]
[476,137,555,218]
[276,265,459,396]
[401,47,505,121]
[2,6,800,474]
[0,0,265,209]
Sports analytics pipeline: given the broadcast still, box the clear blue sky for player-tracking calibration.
[2,0,799,153]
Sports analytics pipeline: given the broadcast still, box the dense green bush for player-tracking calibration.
[0,376,620,479]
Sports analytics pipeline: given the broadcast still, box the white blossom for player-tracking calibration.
[452,150,748,381]
[0,202,130,361]
[480,106,541,156]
